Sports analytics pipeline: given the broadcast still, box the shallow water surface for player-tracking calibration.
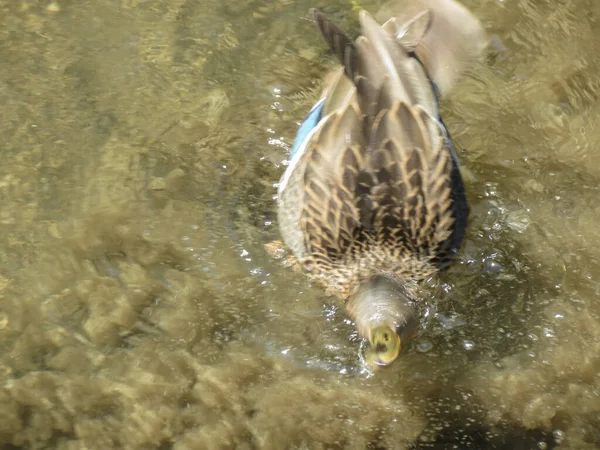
[1,0,599,449]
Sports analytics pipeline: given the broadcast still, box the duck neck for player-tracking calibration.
[346,275,419,342]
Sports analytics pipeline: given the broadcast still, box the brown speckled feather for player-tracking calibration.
[279,4,484,299]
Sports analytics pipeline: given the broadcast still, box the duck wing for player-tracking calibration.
[280,5,475,276]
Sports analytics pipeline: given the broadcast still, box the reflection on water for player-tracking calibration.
[0,0,599,448]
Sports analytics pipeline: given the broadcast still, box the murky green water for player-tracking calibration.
[1,0,599,448]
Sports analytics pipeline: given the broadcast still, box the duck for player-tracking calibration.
[275,0,487,368]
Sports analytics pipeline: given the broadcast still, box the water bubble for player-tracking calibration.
[552,429,564,442]
[543,328,555,338]
[537,441,547,449]
[463,340,475,351]
[484,183,498,197]
[483,258,504,273]
[506,210,530,233]
[416,341,433,353]
[436,313,466,329]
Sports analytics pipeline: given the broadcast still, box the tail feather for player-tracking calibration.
[310,9,359,83]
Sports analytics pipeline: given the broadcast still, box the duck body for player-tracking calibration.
[277,0,487,366]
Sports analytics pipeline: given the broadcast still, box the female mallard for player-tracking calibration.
[276,0,487,367]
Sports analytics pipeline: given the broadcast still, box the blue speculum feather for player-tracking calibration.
[290,99,325,159]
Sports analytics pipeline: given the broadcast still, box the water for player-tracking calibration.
[0,0,599,448]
